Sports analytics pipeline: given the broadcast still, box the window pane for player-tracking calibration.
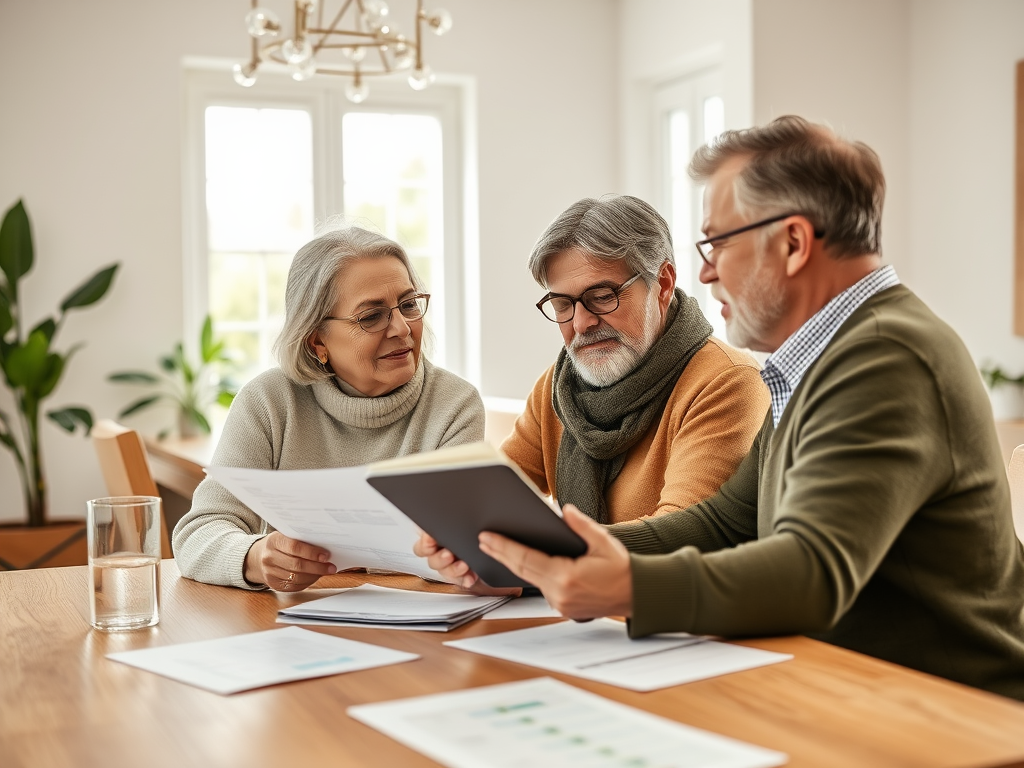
[342,112,446,363]
[668,109,692,296]
[204,106,314,378]
[703,96,725,145]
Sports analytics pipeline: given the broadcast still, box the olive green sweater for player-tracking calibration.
[610,285,1024,700]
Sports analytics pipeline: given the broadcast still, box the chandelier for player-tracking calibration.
[233,0,452,103]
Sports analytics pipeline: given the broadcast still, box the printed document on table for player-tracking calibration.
[205,465,437,580]
[106,626,418,695]
[349,676,787,768]
[482,595,562,620]
[445,618,792,691]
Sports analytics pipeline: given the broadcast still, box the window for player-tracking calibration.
[654,70,726,340]
[184,68,468,386]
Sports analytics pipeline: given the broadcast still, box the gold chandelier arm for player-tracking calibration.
[415,0,424,71]
[313,0,355,53]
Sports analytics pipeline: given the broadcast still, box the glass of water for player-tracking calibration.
[87,496,162,631]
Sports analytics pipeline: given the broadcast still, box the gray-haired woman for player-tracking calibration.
[173,227,484,592]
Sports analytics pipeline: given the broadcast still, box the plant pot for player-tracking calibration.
[988,385,1024,421]
[0,520,88,571]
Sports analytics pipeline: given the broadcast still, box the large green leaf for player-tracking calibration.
[29,317,56,344]
[60,263,119,312]
[47,406,93,435]
[0,292,11,339]
[200,315,215,363]
[185,404,212,434]
[0,200,33,300]
[4,330,49,389]
[216,390,236,408]
[118,394,164,418]
[36,352,65,398]
[108,370,161,383]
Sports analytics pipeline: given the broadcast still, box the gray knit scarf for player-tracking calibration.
[552,288,712,523]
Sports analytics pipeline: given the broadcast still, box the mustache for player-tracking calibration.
[569,325,622,352]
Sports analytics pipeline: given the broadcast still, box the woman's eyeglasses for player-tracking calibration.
[325,293,430,333]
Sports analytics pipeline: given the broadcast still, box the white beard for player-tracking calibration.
[567,290,661,387]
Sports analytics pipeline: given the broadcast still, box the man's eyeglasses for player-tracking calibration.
[325,293,430,333]
[695,213,824,267]
[535,273,644,324]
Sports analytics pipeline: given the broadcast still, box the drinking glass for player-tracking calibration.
[87,496,162,631]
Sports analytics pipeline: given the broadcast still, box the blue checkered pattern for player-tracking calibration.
[760,265,901,426]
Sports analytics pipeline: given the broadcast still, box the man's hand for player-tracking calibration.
[244,532,337,592]
[412,532,521,596]
[479,505,633,619]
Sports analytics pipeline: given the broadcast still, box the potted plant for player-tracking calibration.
[0,199,119,569]
[980,363,1024,421]
[108,315,237,439]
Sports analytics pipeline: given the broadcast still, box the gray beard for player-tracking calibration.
[566,295,660,388]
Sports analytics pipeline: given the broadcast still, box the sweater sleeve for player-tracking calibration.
[500,371,551,495]
[652,360,770,515]
[438,382,486,447]
[621,337,952,639]
[172,384,277,590]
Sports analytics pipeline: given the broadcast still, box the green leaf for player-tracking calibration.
[0,200,33,300]
[108,370,161,383]
[47,406,93,435]
[185,405,212,434]
[175,343,195,384]
[59,263,119,312]
[118,394,164,418]
[4,330,49,389]
[29,317,56,344]
[159,355,177,373]
[216,390,236,408]
[0,293,11,339]
[200,316,215,363]
[36,353,65,398]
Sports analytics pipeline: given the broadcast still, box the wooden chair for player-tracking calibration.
[92,420,172,558]
[1007,445,1024,544]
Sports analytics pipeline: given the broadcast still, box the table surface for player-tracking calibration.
[4,562,1024,768]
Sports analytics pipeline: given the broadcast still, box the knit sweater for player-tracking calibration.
[610,285,1024,700]
[501,337,771,524]
[173,358,484,588]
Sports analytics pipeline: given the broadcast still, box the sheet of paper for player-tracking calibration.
[106,626,419,695]
[482,595,562,620]
[348,676,787,768]
[205,465,438,580]
[445,618,792,692]
[276,614,457,632]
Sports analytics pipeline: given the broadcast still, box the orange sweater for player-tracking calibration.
[501,338,771,525]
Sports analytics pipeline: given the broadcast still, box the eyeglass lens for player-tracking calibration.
[357,295,429,332]
[541,286,620,323]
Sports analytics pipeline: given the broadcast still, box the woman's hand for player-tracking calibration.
[413,533,521,596]
[244,532,337,591]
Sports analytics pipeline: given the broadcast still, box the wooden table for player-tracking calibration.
[4,563,1024,768]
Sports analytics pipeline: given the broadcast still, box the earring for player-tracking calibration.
[318,354,328,365]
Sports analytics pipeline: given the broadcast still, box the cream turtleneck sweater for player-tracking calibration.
[172,358,484,588]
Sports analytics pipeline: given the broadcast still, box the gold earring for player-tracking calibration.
[318,354,328,364]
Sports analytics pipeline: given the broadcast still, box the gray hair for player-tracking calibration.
[274,227,423,384]
[688,115,885,258]
[527,195,675,287]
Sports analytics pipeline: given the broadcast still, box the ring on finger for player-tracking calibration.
[286,572,295,583]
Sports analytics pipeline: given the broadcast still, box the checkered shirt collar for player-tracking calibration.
[760,265,901,427]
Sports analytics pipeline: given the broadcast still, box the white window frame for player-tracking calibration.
[181,64,474,381]
[652,67,725,336]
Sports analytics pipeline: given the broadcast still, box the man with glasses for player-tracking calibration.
[424,117,1024,700]
[496,195,770,526]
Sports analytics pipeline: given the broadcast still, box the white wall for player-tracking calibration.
[617,0,754,200]
[752,0,913,280]
[0,0,619,523]
[908,0,1024,370]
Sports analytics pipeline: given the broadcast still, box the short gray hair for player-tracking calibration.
[274,227,423,384]
[688,115,885,258]
[527,196,675,287]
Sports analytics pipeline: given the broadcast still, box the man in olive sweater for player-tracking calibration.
[420,116,1024,700]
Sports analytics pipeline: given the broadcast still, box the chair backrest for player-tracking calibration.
[92,419,172,558]
[1006,445,1024,544]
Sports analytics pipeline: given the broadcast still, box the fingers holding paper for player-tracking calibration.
[478,505,633,620]
[245,531,337,592]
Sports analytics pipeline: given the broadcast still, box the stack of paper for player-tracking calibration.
[278,584,512,632]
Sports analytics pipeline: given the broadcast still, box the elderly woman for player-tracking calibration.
[173,227,484,592]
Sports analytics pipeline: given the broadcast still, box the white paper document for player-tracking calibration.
[445,618,792,691]
[205,465,437,580]
[277,583,511,631]
[348,676,787,768]
[482,595,562,620]
[106,626,418,694]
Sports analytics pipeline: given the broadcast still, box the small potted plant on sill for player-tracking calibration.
[0,199,119,570]
[980,363,1024,421]
[108,315,237,439]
